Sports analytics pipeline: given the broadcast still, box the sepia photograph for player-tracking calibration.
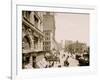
[22,11,90,69]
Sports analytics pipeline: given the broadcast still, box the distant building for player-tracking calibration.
[64,40,73,48]
[22,11,44,68]
[57,40,63,50]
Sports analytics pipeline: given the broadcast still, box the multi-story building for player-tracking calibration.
[43,12,56,52]
[64,40,73,48]
[22,11,44,69]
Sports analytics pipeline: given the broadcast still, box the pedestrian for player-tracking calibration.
[64,56,69,66]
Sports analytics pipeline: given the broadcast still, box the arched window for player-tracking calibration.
[22,36,31,50]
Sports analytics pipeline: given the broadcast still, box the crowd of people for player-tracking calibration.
[34,48,89,68]
[36,49,89,68]
[23,49,89,69]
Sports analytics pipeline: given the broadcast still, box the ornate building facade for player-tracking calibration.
[22,11,59,69]
[22,11,44,69]
[43,12,56,52]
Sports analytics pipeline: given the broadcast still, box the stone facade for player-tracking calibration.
[22,11,58,69]
[43,12,56,52]
[22,11,44,69]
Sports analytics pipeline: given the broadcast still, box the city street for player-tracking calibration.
[33,49,80,68]
[22,11,89,69]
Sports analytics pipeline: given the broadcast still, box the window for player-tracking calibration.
[34,37,38,49]
[22,36,30,50]
[34,15,39,27]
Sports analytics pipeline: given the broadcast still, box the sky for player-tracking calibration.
[54,12,89,45]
